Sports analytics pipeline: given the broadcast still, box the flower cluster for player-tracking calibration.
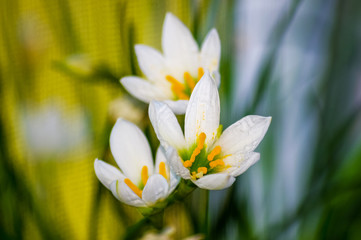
[94,13,271,211]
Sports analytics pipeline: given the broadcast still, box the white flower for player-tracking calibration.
[94,119,179,207]
[121,12,221,114]
[22,101,88,159]
[149,72,271,190]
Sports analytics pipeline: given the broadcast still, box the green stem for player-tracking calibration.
[204,190,210,238]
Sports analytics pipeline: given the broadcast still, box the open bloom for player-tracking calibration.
[94,119,179,207]
[121,13,221,114]
[149,72,271,190]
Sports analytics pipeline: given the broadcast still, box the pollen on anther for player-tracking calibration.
[183,160,192,168]
[187,132,207,165]
[124,178,142,198]
[198,67,204,80]
[184,72,196,90]
[159,162,168,180]
[166,75,188,100]
[209,159,225,169]
[207,146,222,161]
[141,166,149,186]
[198,167,207,175]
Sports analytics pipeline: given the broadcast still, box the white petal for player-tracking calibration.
[184,72,220,147]
[215,116,271,155]
[166,146,191,180]
[200,29,221,72]
[155,147,180,193]
[94,159,124,189]
[149,101,186,149]
[193,173,235,190]
[134,45,169,86]
[110,180,146,207]
[226,152,260,177]
[163,100,188,115]
[110,119,154,185]
[162,13,199,76]
[155,146,168,173]
[212,70,221,88]
[168,170,180,194]
[142,174,169,206]
[121,76,171,103]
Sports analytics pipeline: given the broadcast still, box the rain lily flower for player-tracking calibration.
[121,13,221,114]
[94,119,179,207]
[149,72,271,190]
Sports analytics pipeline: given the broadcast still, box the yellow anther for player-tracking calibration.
[207,146,222,161]
[188,132,207,164]
[166,75,188,100]
[209,159,225,169]
[159,162,168,180]
[198,132,206,148]
[124,178,142,198]
[184,72,195,90]
[141,166,148,186]
[198,167,207,175]
[183,160,192,168]
[198,67,204,80]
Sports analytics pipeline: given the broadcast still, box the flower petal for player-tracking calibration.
[166,146,191,180]
[215,115,271,155]
[193,173,235,190]
[200,29,221,72]
[184,72,220,147]
[110,180,146,207]
[94,159,125,189]
[142,174,169,206]
[212,70,221,88]
[121,76,172,103]
[225,152,260,177]
[163,100,188,115]
[149,101,186,150]
[134,45,169,87]
[155,146,180,193]
[110,119,154,185]
[162,13,199,76]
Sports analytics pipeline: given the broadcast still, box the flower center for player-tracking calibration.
[123,163,168,198]
[181,132,228,180]
[165,67,204,100]
[123,165,149,198]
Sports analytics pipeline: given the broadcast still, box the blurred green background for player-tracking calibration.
[1,0,361,239]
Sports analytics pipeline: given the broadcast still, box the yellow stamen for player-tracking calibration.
[209,159,225,169]
[159,162,167,180]
[189,132,206,163]
[198,167,207,175]
[124,178,142,198]
[207,146,222,161]
[141,166,148,186]
[183,160,192,168]
[184,72,195,90]
[183,132,207,168]
[198,67,204,80]
[166,75,188,100]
